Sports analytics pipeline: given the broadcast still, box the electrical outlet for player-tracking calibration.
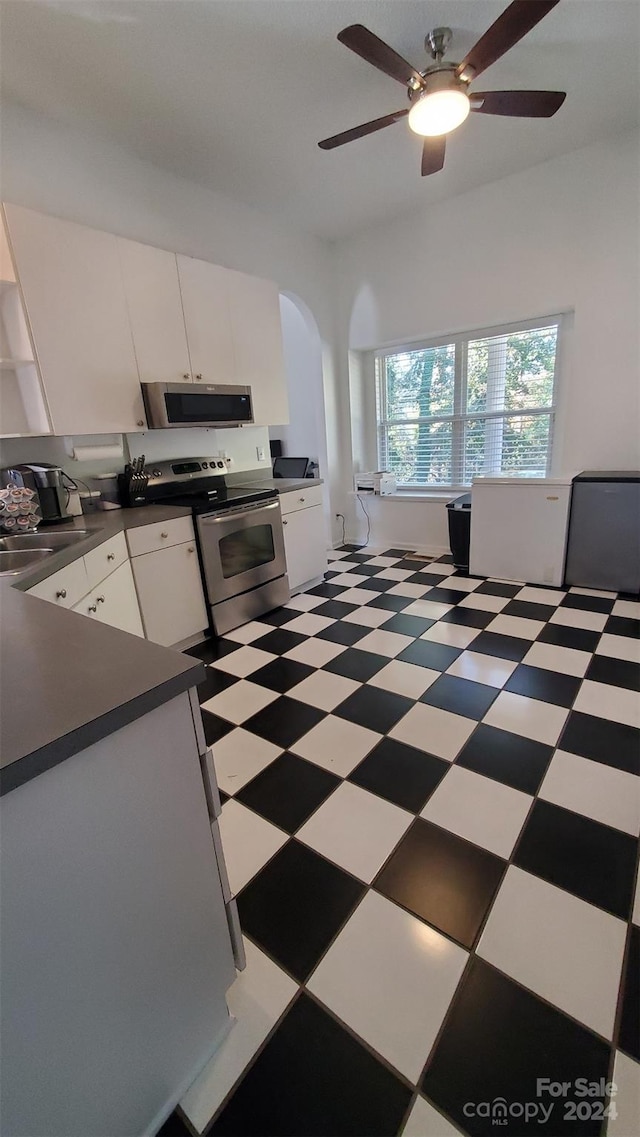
[256,446,266,462]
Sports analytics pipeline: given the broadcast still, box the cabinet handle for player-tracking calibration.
[96,595,105,604]
[160,531,169,539]
[88,604,97,613]
[187,545,195,553]
[56,588,67,599]
[183,373,191,380]
[299,497,305,503]
[107,552,115,561]
[195,374,203,381]
[282,519,288,526]
[136,420,144,428]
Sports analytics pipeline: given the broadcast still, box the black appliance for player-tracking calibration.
[272,456,310,479]
[143,457,290,635]
[565,472,640,594]
[0,463,73,525]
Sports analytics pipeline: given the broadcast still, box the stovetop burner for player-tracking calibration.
[143,456,277,514]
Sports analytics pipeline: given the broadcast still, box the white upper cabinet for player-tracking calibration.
[228,269,289,426]
[4,204,145,434]
[118,238,193,385]
[176,255,236,384]
[4,204,290,432]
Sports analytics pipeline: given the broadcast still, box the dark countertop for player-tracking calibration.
[1,503,203,796]
[10,503,193,591]
[237,477,324,493]
[0,586,205,796]
[0,486,323,796]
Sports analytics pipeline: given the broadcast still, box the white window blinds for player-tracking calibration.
[375,318,561,488]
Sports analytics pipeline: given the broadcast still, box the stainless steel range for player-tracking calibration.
[145,458,289,635]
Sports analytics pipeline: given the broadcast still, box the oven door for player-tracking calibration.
[197,498,286,603]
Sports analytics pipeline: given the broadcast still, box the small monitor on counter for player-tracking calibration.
[272,457,310,479]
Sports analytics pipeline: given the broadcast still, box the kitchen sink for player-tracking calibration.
[0,530,91,552]
[0,548,56,575]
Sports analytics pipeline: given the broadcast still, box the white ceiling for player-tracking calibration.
[2,1,639,240]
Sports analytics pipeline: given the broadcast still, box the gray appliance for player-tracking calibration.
[0,463,73,525]
[144,457,290,635]
[564,471,640,593]
[141,381,253,429]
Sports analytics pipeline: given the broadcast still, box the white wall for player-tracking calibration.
[270,295,326,471]
[330,131,640,547]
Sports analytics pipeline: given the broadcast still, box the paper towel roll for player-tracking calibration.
[68,444,123,463]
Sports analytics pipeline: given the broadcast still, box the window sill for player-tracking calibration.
[353,490,458,504]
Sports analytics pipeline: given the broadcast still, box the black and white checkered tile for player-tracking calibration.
[170,549,639,1137]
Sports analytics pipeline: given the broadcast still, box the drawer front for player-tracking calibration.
[83,531,128,591]
[27,556,89,609]
[126,514,195,557]
[74,561,144,637]
[279,485,323,516]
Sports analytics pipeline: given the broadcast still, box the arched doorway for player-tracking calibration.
[273,292,331,532]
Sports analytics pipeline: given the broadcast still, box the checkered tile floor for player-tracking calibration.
[171,549,639,1137]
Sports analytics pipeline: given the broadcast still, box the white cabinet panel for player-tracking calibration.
[131,541,208,646]
[126,514,195,557]
[84,530,128,591]
[27,557,89,609]
[282,503,327,592]
[177,255,235,384]
[118,238,192,385]
[0,693,234,1137]
[75,560,144,637]
[4,204,145,434]
[228,269,288,426]
[279,484,324,516]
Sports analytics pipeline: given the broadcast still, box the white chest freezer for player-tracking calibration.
[469,476,574,587]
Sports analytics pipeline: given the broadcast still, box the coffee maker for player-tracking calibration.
[0,463,73,524]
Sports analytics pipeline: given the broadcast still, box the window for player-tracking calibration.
[375,317,561,488]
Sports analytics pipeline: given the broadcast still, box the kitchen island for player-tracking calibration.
[0,571,237,1136]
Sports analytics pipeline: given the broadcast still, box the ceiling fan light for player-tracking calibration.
[408,89,470,136]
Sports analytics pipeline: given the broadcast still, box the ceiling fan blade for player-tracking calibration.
[471,90,566,117]
[422,135,446,177]
[456,0,560,81]
[337,24,425,88]
[318,109,409,150]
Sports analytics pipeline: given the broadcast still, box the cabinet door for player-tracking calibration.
[78,560,144,637]
[131,541,208,646]
[228,269,289,426]
[176,255,235,383]
[283,504,327,592]
[119,238,192,385]
[28,556,89,609]
[4,204,145,434]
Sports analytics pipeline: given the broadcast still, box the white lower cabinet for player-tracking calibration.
[130,540,208,647]
[281,495,327,592]
[72,560,144,638]
[1,691,235,1137]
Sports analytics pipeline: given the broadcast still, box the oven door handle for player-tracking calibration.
[200,498,280,525]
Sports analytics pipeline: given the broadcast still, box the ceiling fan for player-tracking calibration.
[318,0,566,175]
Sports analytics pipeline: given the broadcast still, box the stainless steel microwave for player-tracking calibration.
[141,382,254,429]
